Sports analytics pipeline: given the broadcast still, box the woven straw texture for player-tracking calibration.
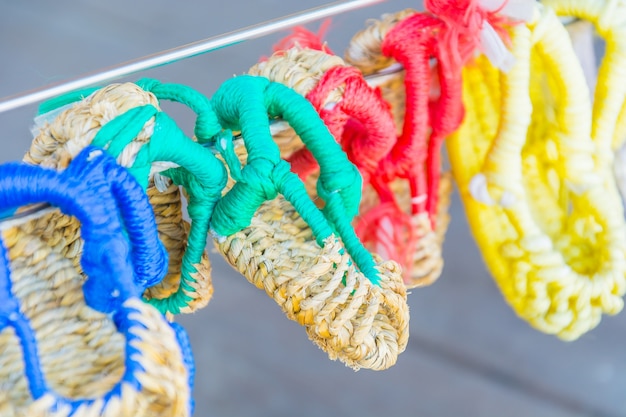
[446,5,626,340]
[23,83,213,314]
[0,194,189,415]
[212,135,409,370]
[343,9,452,287]
[215,193,409,371]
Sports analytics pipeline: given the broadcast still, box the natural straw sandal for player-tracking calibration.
[343,1,523,286]
[0,146,192,416]
[24,80,228,315]
[207,75,409,371]
[538,0,626,206]
[249,46,453,288]
[446,3,626,340]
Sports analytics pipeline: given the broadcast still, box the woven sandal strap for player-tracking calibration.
[92,104,227,314]
[480,9,596,207]
[211,75,382,284]
[383,13,463,221]
[542,0,626,153]
[0,146,166,310]
[135,78,223,142]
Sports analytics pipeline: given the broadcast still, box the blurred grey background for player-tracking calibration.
[1,1,625,416]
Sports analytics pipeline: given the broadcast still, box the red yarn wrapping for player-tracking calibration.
[376,0,514,226]
[424,0,512,71]
[294,65,396,184]
[378,13,453,222]
[272,19,334,55]
[283,65,431,277]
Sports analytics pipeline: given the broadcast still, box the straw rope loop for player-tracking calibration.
[211,75,382,284]
[92,104,227,314]
[135,78,223,142]
[0,146,168,312]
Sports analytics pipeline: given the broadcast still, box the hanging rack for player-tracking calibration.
[0,0,388,114]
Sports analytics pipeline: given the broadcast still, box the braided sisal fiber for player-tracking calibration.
[0,150,191,416]
[209,76,409,370]
[446,4,626,340]
[24,83,213,314]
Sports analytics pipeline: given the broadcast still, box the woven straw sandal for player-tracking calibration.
[446,4,626,340]
[24,80,228,315]
[248,46,455,289]
[0,146,192,416]
[342,2,518,287]
[537,0,626,205]
[206,75,409,371]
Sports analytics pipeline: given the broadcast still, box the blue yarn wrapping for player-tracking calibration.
[0,147,177,413]
[169,321,196,414]
[0,146,167,311]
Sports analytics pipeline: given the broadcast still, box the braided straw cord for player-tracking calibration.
[0,216,190,417]
[447,6,626,340]
[24,83,213,313]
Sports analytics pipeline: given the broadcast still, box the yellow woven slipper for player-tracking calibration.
[447,4,626,340]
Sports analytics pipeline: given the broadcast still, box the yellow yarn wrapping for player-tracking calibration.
[540,0,626,204]
[447,4,626,340]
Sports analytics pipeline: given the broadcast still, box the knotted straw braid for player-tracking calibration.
[24,81,228,315]
[0,148,191,417]
[207,75,408,371]
[249,47,441,288]
[447,5,626,340]
[538,0,626,204]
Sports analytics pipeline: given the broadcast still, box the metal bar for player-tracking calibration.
[0,0,387,113]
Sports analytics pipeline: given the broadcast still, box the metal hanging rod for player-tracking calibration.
[0,0,387,114]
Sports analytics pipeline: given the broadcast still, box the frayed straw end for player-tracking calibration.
[271,19,334,54]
